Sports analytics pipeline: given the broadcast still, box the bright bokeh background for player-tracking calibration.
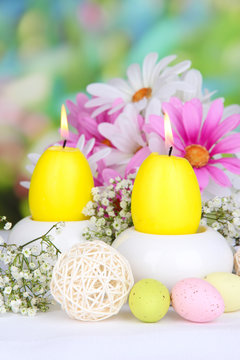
[0,0,240,223]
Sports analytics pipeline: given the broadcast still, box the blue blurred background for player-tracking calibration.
[0,0,240,223]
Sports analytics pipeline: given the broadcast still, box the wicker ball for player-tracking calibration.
[50,240,134,321]
[234,250,240,275]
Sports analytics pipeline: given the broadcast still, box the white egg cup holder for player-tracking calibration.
[112,225,234,290]
[8,216,89,253]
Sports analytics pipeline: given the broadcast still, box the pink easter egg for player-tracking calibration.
[171,278,225,323]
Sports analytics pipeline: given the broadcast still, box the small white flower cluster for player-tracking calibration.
[0,222,62,316]
[0,216,12,231]
[201,195,240,248]
[82,174,135,244]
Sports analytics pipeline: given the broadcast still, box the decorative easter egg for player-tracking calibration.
[171,278,225,323]
[129,279,170,322]
[131,153,201,235]
[205,272,240,312]
[51,240,134,321]
[29,146,94,221]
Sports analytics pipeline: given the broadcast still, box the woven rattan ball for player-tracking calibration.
[234,250,240,275]
[50,240,134,321]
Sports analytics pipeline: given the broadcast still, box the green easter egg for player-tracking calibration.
[129,279,170,323]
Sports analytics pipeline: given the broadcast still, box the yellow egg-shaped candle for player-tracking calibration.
[131,153,201,235]
[29,146,94,221]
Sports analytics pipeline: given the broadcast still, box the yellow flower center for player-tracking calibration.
[101,139,112,147]
[132,87,152,103]
[134,145,143,154]
[184,144,209,168]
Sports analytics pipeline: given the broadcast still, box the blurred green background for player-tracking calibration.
[0,0,240,224]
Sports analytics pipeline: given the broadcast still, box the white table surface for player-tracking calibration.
[1,230,240,360]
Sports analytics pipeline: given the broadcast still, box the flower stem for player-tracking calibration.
[19,223,61,254]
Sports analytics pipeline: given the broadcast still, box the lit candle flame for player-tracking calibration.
[60,104,69,140]
[164,112,174,150]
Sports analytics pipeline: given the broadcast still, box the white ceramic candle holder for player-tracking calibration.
[112,225,234,290]
[8,216,89,253]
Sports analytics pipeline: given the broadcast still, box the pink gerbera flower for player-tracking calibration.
[147,98,240,192]
[66,93,120,147]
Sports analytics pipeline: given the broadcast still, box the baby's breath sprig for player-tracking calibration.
[0,221,64,316]
[82,173,136,244]
[201,195,240,248]
[0,216,12,231]
[83,180,240,249]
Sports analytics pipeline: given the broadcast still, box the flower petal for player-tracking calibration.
[82,138,95,156]
[169,96,183,110]
[210,133,240,156]
[125,147,151,175]
[162,101,187,143]
[145,115,164,137]
[108,78,132,95]
[190,98,203,121]
[145,98,161,123]
[98,122,115,140]
[142,53,158,87]
[76,135,85,151]
[155,82,185,100]
[206,165,232,187]
[108,102,125,115]
[209,158,240,175]
[26,164,35,174]
[103,149,131,166]
[201,90,217,103]
[86,83,123,100]
[126,63,142,91]
[66,100,78,116]
[163,60,191,76]
[76,93,89,108]
[148,132,166,154]
[150,55,176,82]
[68,131,79,143]
[207,114,240,148]
[182,99,202,143]
[181,69,203,101]
[85,97,113,108]
[88,147,111,166]
[27,153,40,165]
[82,116,102,139]
[200,99,224,145]
[99,123,130,152]
[194,167,209,191]
[222,104,240,119]
[91,104,113,118]
[146,114,185,152]
[20,181,30,189]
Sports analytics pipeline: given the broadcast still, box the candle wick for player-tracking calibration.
[63,139,67,148]
[168,146,173,157]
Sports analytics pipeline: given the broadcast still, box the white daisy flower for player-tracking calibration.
[177,69,216,103]
[86,53,192,117]
[178,68,240,119]
[20,134,111,189]
[98,104,148,174]
[98,103,165,176]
